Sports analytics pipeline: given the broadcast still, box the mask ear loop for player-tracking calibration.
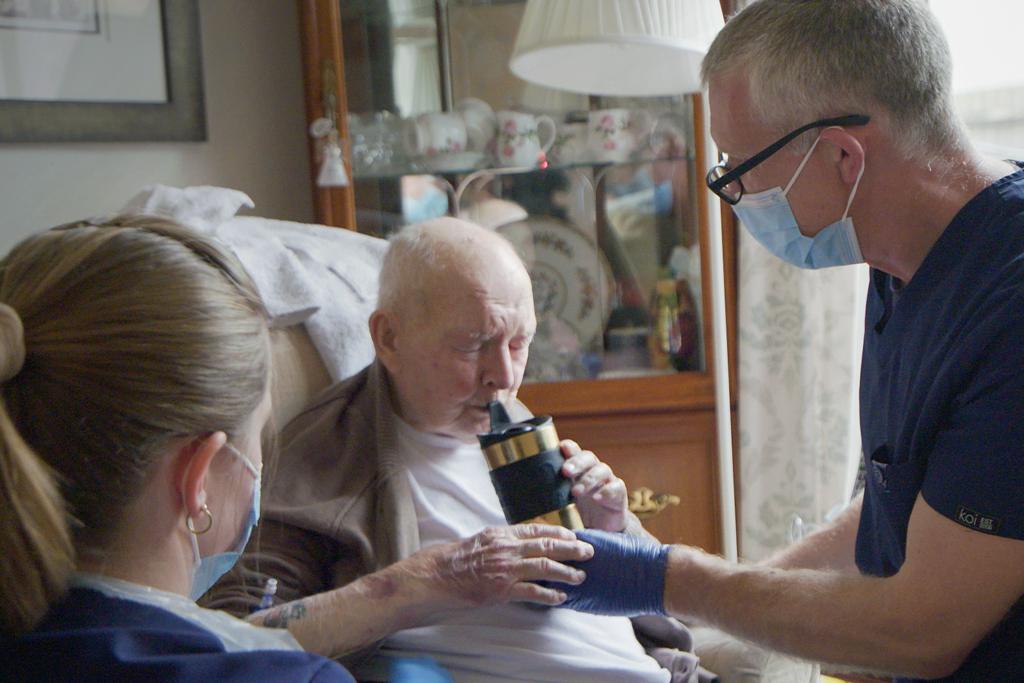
[782,132,825,196]
[224,442,260,478]
[841,154,866,220]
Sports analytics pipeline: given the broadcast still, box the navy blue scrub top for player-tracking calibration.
[1,588,355,682]
[857,163,1024,682]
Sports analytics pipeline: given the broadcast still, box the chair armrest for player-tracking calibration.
[690,625,819,683]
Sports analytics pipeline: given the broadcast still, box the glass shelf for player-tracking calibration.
[351,153,696,182]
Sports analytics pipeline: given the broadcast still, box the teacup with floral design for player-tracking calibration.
[587,108,653,163]
[496,111,556,168]
[403,112,468,159]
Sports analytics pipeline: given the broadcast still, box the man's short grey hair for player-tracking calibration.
[701,0,965,159]
[377,219,524,319]
[377,222,447,317]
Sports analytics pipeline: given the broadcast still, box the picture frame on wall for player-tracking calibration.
[0,0,205,142]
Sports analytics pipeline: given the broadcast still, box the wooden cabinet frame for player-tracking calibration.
[299,0,357,229]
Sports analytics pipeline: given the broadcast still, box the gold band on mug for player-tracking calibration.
[481,422,560,469]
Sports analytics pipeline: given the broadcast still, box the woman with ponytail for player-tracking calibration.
[0,216,353,682]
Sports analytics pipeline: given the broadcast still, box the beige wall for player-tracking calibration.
[0,0,314,253]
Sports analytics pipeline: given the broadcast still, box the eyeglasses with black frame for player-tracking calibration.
[706,114,870,205]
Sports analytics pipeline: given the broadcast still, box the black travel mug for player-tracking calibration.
[477,401,583,529]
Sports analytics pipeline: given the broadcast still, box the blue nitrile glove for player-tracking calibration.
[556,529,671,617]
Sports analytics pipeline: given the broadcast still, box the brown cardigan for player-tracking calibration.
[203,362,416,617]
[203,360,705,681]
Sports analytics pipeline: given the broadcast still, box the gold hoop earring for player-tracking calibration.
[186,504,214,535]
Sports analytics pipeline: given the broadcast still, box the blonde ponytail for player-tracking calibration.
[0,399,74,634]
[0,302,73,633]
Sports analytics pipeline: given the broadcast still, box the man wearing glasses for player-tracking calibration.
[546,2,1024,682]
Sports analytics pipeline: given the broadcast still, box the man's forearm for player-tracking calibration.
[247,523,594,658]
[663,546,962,679]
[248,562,439,659]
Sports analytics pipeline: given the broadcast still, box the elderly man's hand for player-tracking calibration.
[407,524,593,610]
[560,440,628,532]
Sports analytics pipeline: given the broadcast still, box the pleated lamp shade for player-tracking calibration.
[510,0,725,96]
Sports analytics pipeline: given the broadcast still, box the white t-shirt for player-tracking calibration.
[382,417,669,683]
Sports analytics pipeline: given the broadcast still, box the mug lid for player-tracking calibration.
[477,400,552,448]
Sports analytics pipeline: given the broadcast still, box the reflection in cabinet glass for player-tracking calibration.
[340,0,707,386]
[452,153,704,385]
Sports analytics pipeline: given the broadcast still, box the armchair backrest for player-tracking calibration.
[269,325,333,430]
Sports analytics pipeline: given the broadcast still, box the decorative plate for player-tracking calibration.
[502,217,613,350]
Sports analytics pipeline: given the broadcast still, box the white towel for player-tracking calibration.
[216,230,320,329]
[217,216,385,381]
[120,185,386,382]
[121,185,255,234]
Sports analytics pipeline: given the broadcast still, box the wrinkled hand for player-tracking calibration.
[409,524,594,609]
[560,440,628,531]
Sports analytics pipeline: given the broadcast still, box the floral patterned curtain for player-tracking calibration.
[737,229,868,560]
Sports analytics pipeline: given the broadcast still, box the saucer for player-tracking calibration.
[421,151,486,173]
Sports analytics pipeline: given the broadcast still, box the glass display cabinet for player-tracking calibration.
[299,0,737,551]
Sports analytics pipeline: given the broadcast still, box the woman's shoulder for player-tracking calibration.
[3,588,354,683]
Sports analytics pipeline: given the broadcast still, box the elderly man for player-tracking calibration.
[554,2,1024,682]
[206,218,693,682]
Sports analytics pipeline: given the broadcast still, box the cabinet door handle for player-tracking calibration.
[628,486,681,519]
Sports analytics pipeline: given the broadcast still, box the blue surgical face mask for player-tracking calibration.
[189,443,261,601]
[731,131,865,269]
[402,182,449,224]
